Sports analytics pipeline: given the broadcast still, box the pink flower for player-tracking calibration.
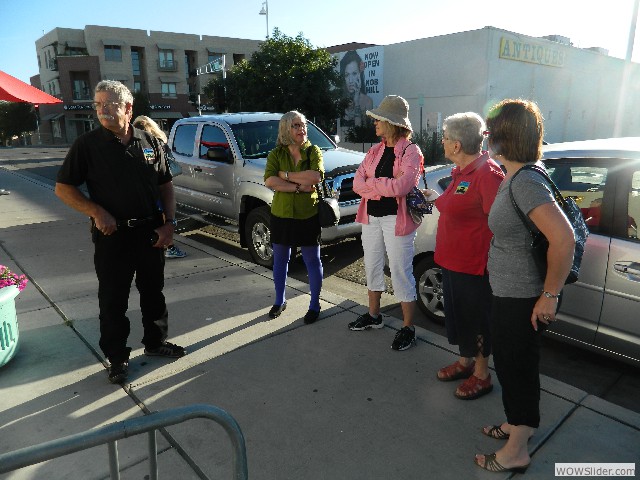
[0,265,28,292]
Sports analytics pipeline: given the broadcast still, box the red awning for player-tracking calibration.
[0,70,62,104]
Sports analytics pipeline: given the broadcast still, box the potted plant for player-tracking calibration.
[0,265,28,367]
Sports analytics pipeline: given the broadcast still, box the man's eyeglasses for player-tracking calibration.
[92,102,124,110]
[291,122,307,130]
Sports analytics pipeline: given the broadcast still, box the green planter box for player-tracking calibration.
[0,285,20,367]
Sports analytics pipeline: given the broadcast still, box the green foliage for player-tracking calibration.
[132,91,151,120]
[0,102,37,144]
[344,117,378,143]
[412,129,447,166]
[205,29,347,133]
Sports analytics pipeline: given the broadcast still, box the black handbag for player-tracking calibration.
[163,143,182,177]
[509,164,589,284]
[304,143,339,228]
[406,170,433,224]
[401,142,432,224]
[317,179,340,227]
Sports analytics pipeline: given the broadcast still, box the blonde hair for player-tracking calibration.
[276,111,306,146]
[133,115,167,143]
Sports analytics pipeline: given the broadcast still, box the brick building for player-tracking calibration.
[32,25,261,144]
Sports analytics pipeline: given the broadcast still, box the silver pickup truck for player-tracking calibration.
[168,113,363,267]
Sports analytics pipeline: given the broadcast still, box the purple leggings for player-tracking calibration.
[272,243,323,312]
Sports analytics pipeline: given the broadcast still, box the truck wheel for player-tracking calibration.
[413,255,445,325]
[245,206,274,268]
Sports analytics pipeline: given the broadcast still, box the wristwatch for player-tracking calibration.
[542,291,560,299]
[165,218,178,227]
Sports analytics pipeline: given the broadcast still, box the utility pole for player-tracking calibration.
[627,0,640,61]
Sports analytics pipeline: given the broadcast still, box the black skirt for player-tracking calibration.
[270,213,321,246]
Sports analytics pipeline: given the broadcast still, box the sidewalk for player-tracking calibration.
[0,165,638,479]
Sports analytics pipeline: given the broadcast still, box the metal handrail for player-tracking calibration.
[0,404,247,480]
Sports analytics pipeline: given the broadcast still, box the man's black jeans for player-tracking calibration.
[94,226,168,364]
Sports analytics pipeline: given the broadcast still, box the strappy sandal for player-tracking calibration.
[455,374,493,400]
[482,425,510,440]
[474,453,529,474]
[436,360,475,381]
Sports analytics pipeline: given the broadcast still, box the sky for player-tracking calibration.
[1,0,639,83]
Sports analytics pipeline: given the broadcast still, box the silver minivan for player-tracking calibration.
[412,137,640,366]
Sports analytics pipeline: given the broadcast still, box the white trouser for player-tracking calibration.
[361,215,417,303]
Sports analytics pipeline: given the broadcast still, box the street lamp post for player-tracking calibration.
[259,0,269,39]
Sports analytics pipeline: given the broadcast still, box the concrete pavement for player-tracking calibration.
[0,161,638,479]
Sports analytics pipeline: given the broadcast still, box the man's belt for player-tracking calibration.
[117,216,159,228]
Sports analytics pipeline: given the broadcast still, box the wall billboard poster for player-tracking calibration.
[335,46,384,136]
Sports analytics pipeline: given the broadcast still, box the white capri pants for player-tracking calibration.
[361,215,417,303]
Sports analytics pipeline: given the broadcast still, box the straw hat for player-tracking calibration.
[366,95,412,132]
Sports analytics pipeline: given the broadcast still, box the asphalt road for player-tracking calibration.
[3,145,640,415]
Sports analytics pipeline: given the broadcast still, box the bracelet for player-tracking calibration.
[542,291,560,299]
[285,171,289,181]
[295,183,300,194]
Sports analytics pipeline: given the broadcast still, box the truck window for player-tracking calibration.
[172,124,198,157]
[200,124,230,159]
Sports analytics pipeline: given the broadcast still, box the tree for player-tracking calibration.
[0,102,37,145]
[132,91,151,120]
[344,117,378,143]
[205,29,348,133]
[412,129,446,166]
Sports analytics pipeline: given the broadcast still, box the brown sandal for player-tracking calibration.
[436,360,475,382]
[455,374,493,400]
[482,425,509,440]
[474,453,529,473]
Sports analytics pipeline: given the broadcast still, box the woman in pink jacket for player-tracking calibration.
[349,95,424,351]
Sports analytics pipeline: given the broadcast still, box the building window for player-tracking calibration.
[158,50,176,70]
[105,45,122,62]
[72,79,91,100]
[161,82,177,98]
[208,52,223,66]
[133,81,142,93]
[132,51,141,75]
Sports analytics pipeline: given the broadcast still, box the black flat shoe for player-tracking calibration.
[268,302,287,319]
[303,309,320,324]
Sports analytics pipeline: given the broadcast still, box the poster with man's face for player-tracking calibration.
[336,47,384,128]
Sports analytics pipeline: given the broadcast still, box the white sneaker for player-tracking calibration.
[165,245,187,258]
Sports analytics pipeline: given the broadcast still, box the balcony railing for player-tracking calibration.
[72,91,92,101]
[157,59,178,72]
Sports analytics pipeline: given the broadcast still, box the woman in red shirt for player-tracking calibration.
[424,112,504,399]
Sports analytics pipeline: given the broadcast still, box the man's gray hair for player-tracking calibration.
[95,80,133,105]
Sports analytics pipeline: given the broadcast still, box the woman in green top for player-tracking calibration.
[264,111,325,323]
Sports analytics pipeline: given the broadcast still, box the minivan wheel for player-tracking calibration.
[413,255,445,325]
[245,206,274,268]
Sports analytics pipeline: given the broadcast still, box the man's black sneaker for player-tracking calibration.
[348,313,384,331]
[108,362,128,384]
[144,341,186,358]
[391,326,416,351]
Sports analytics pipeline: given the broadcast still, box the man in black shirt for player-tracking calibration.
[56,80,185,384]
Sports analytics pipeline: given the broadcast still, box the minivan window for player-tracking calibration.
[172,124,198,157]
[628,170,640,240]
